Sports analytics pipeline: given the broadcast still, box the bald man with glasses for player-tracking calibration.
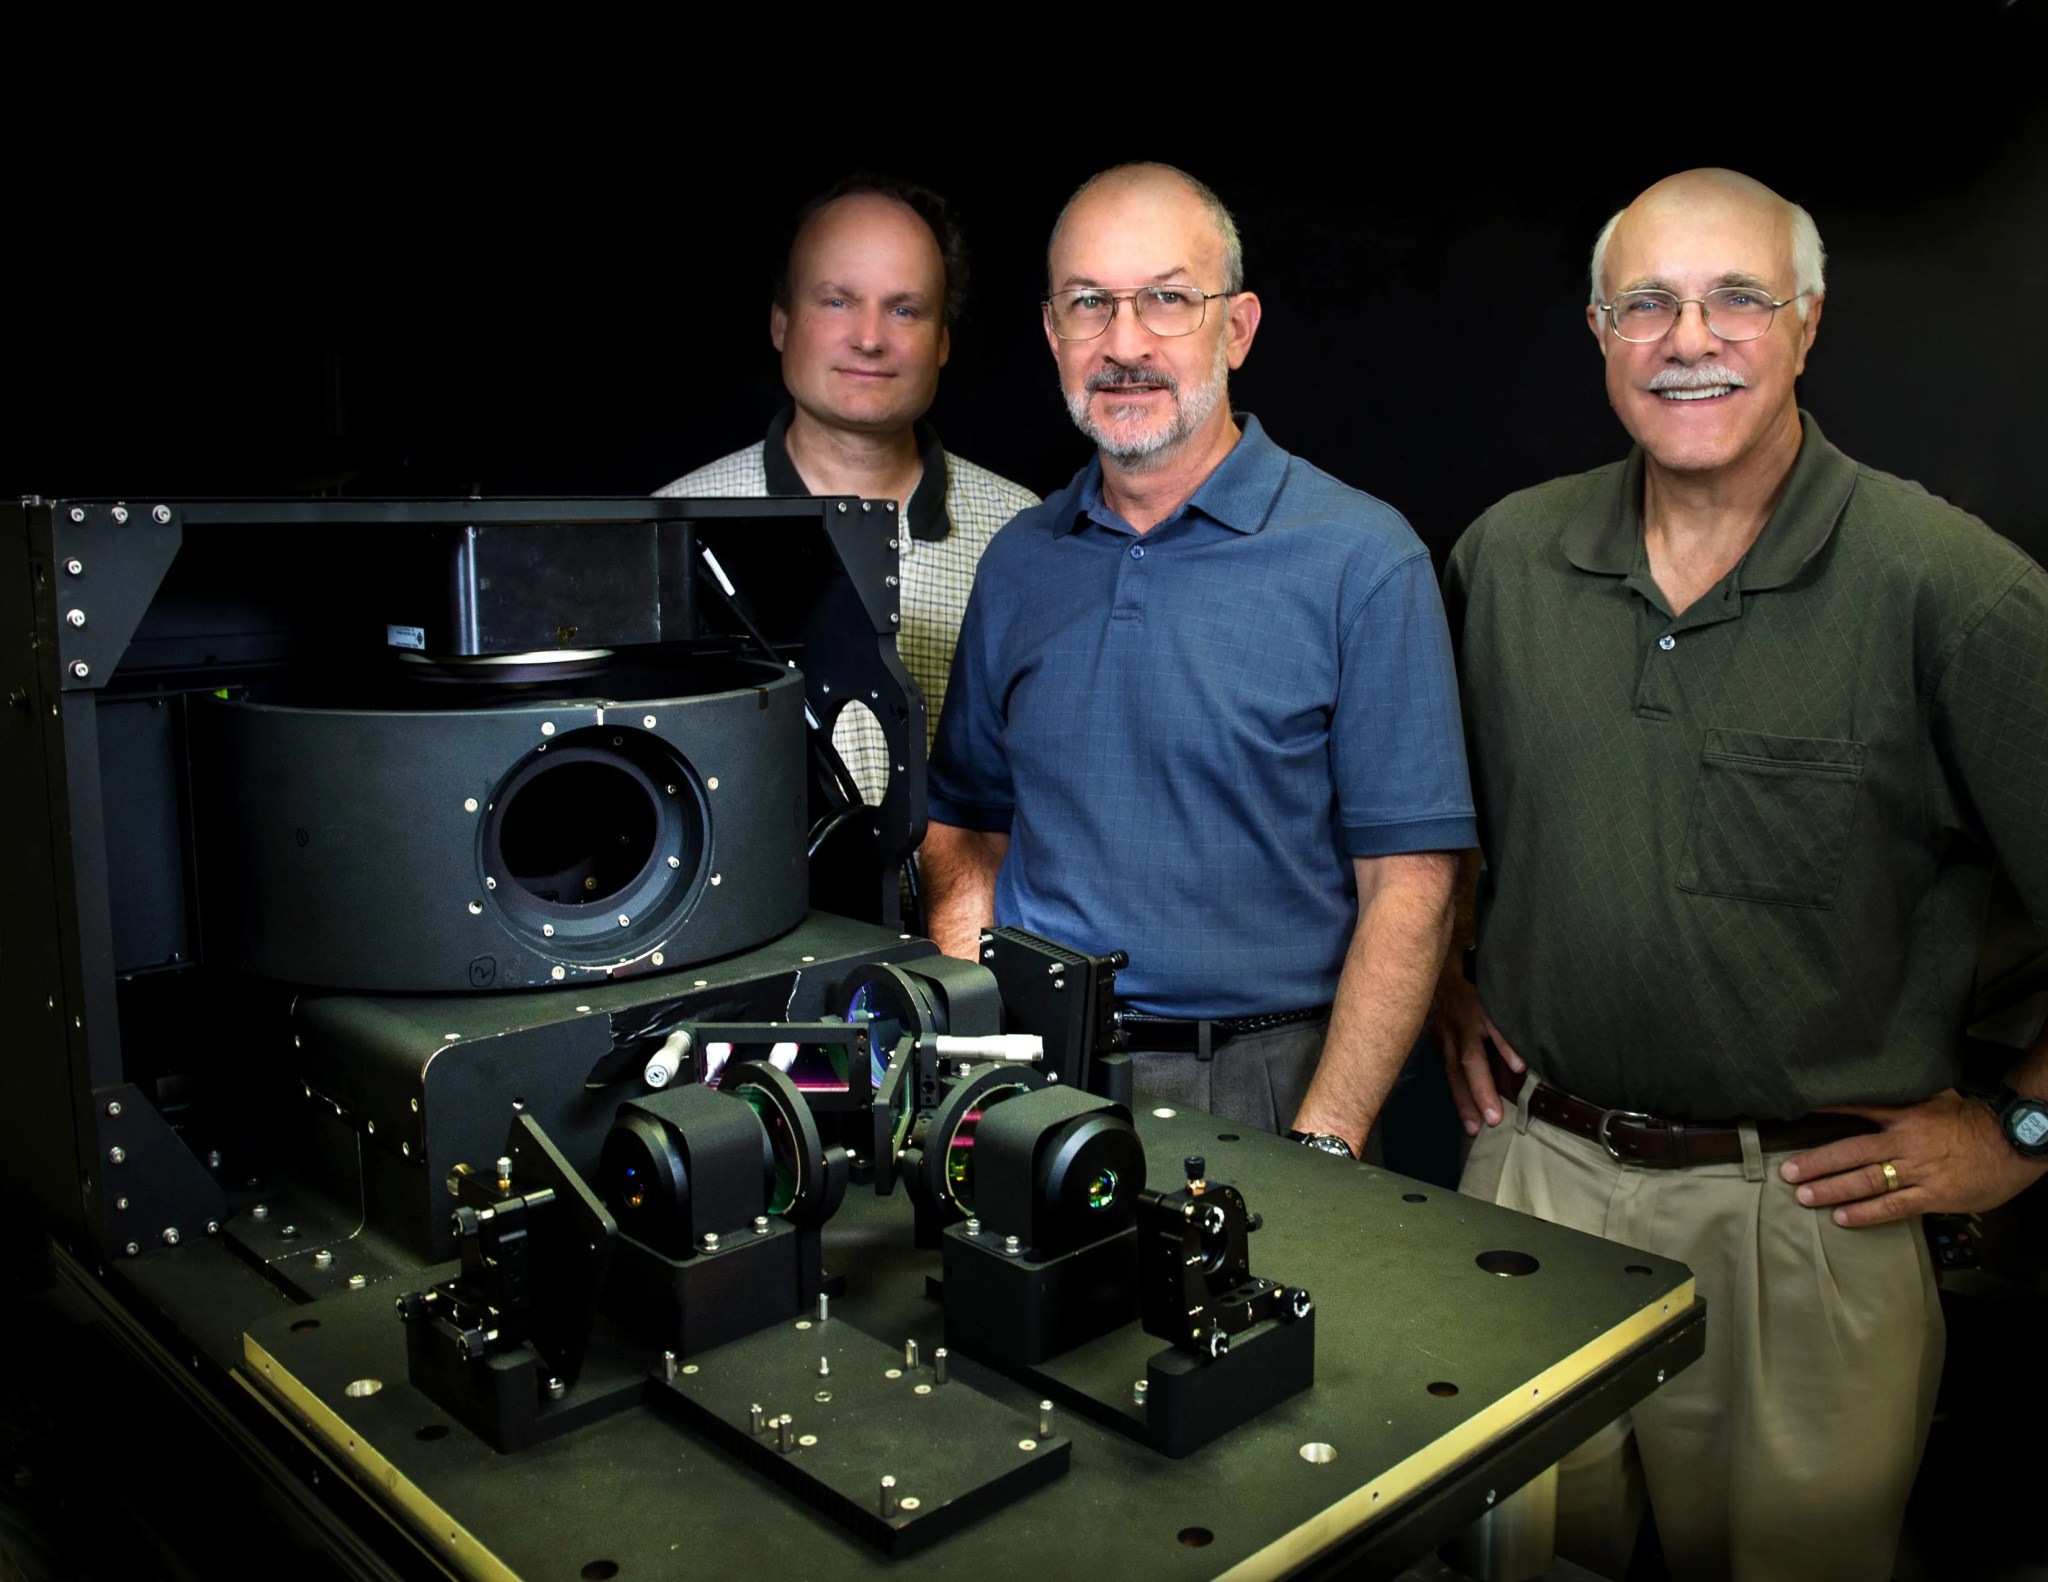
[924,162,1475,1163]
[1437,168,2048,1580]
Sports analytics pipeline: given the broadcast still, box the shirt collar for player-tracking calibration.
[763,405,954,542]
[1067,413,1289,537]
[1561,410,1856,591]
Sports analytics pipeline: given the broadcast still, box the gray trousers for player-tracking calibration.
[1127,1018,1388,1164]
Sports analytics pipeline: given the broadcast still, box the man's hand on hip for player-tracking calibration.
[1433,975,1526,1136]
[1779,1088,2048,1226]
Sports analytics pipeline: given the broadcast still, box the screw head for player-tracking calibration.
[709,873,722,887]
[66,608,86,627]
[467,900,482,915]
[542,923,555,937]
[152,504,171,524]
[617,914,631,928]
[206,1221,220,1235]
[111,505,129,524]
[347,1274,367,1291]
[701,1232,720,1250]
[706,776,719,790]
[160,1227,180,1246]
[651,951,665,966]
[252,1203,269,1219]
[540,721,555,737]
[314,1249,335,1269]
[69,507,85,522]
[642,714,657,728]
[886,538,900,550]
[69,661,90,679]
[107,1146,125,1164]
[106,1100,123,1117]
[125,1241,139,1256]
[65,558,82,575]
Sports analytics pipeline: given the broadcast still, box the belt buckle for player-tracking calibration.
[1595,1108,1658,1163]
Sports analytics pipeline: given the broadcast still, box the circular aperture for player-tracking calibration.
[1476,1249,1541,1278]
[482,728,711,963]
[498,757,656,904]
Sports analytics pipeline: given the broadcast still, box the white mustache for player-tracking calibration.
[1648,366,1749,391]
[1088,366,1178,395]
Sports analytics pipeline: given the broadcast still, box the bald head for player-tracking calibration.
[1049,163,1244,294]
[1590,169,1826,318]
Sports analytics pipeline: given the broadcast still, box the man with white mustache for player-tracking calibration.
[1436,168,2048,1579]
[922,162,1476,1161]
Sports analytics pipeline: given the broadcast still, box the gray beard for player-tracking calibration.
[1065,344,1229,473]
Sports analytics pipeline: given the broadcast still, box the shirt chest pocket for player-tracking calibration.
[1678,728,1866,909]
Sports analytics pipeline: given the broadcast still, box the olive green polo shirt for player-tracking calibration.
[1445,414,2048,1120]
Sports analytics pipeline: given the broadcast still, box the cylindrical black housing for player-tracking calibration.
[189,665,807,990]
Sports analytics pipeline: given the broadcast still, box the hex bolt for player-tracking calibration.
[904,1338,919,1370]
[778,1414,794,1454]
[347,1274,367,1291]
[313,1249,335,1270]
[880,1476,899,1517]
[1039,1400,1053,1437]
[65,558,82,575]
[66,609,86,627]
[160,1228,180,1247]
[750,1403,765,1434]
[111,506,129,524]
[70,661,90,680]
[934,1348,949,1385]
[152,504,171,524]
[107,1146,125,1165]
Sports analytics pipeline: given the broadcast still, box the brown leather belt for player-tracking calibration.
[1522,1079,1877,1167]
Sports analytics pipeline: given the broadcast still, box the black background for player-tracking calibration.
[11,10,2046,570]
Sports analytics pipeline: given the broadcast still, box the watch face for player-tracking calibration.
[2012,1105,2048,1151]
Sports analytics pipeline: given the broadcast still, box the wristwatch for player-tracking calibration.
[1994,1087,2048,1161]
[1287,1130,1356,1160]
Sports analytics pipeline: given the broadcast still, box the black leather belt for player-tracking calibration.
[1114,1005,1330,1054]
[1521,1079,1877,1167]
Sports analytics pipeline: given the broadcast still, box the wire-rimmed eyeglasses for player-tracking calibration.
[1598,286,1808,344]
[1044,285,1232,341]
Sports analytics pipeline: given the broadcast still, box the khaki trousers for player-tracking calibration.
[1460,1088,1943,1582]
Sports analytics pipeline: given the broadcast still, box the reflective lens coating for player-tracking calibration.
[1605,286,1789,343]
[1085,1168,1119,1211]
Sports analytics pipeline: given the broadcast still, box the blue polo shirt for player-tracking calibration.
[929,416,1475,1017]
